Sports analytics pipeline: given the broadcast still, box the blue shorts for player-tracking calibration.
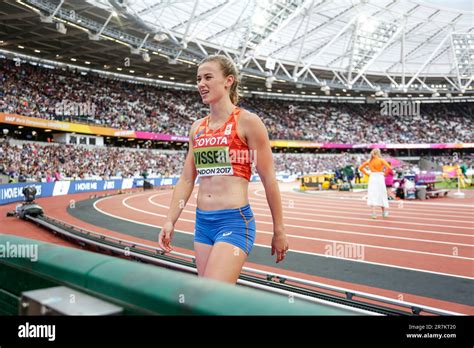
[194,204,256,254]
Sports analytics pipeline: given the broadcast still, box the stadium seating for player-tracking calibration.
[1,59,472,143]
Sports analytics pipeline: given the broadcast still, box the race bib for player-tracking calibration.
[194,146,234,177]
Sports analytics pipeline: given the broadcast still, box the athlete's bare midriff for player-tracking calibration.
[197,175,249,211]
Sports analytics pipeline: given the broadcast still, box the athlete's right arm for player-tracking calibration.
[159,121,199,252]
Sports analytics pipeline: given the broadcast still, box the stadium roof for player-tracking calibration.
[1,0,473,96]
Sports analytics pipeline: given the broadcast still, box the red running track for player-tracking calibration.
[90,183,474,314]
[1,184,473,314]
[94,183,474,279]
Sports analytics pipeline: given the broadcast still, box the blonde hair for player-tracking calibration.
[199,55,240,104]
[370,148,381,160]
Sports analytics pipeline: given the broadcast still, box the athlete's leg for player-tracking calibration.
[202,242,248,284]
[194,242,213,277]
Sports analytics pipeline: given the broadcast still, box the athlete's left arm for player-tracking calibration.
[239,111,289,263]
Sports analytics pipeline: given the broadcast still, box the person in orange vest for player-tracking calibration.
[359,149,392,219]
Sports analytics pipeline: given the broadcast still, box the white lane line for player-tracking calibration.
[184,194,474,237]
[251,191,474,223]
[144,196,474,257]
[91,193,474,280]
[166,199,474,245]
[182,192,474,231]
[148,194,474,245]
[280,191,474,214]
[282,189,474,209]
[93,194,194,234]
[254,189,474,219]
[245,199,474,233]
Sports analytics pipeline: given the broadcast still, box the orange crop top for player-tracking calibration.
[359,157,391,176]
[192,107,252,181]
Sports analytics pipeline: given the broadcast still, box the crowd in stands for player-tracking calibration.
[0,59,207,136]
[0,140,185,183]
[1,58,473,143]
[273,153,364,175]
[422,155,473,168]
[5,139,463,184]
[245,99,473,143]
